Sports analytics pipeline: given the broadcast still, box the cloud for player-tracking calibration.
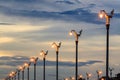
[0,56,103,67]
[0,5,103,24]
[114,13,120,18]
[0,0,44,3]
[0,23,13,25]
[55,0,74,5]
[0,56,29,66]
[0,0,119,25]
[0,24,49,33]
[0,37,15,44]
[74,0,81,3]
[45,60,103,67]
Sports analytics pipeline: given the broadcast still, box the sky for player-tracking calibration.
[0,0,120,80]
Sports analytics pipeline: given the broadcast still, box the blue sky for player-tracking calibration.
[0,0,120,80]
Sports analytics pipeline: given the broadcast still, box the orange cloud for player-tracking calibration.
[0,37,14,44]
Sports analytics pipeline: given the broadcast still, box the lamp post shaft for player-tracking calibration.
[34,63,36,80]
[27,67,29,80]
[110,71,112,78]
[75,41,78,80]
[106,24,110,80]
[18,71,20,80]
[22,71,24,80]
[98,75,99,80]
[56,51,59,80]
[14,75,16,80]
[43,58,45,80]
[87,77,89,80]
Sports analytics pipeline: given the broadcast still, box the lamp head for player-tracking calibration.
[99,71,102,75]
[69,31,73,36]
[99,10,105,19]
[24,62,30,68]
[64,78,69,80]
[52,42,61,52]
[79,74,83,78]
[70,76,75,80]
[19,66,24,71]
[30,58,34,61]
[70,29,82,41]
[40,50,44,56]
[52,42,56,48]
[11,71,16,75]
[97,70,102,75]
[40,50,48,58]
[78,29,82,36]
[30,57,38,64]
[9,73,13,77]
[99,9,114,20]
[101,78,105,80]
[58,42,61,48]
[86,73,92,77]
[30,57,35,63]
[110,9,114,18]
[109,67,114,71]
[46,50,48,55]
[69,30,76,36]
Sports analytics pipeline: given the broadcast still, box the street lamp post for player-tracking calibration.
[40,50,48,80]
[64,78,69,80]
[12,71,17,80]
[52,42,61,80]
[69,30,82,80]
[96,70,102,80]
[109,67,114,78]
[99,9,114,80]
[24,62,31,80]
[14,74,16,80]
[30,57,38,80]
[9,73,13,80]
[9,71,17,80]
[70,76,75,80]
[78,74,83,80]
[19,66,25,80]
[16,69,20,80]
[8,76,11,80]
[86,73,91,80]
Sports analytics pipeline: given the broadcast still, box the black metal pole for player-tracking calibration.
[12,77,13,80]
[27,67,29,80]
[98,74,99,80]
[18,71,20,80]
[43,57,45,80]
[75,41,78,80]
[8,77,10,80]
[14,75,16,80]
[110,70,112,78]
[106,24,110,80]
[34,63,36,80]
[56,51,59,80]
[87,77,89,80]
[22,71,24,80]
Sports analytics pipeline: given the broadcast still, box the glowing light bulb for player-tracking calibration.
[52,44,55,48]
[99,12,104,19]
[69,32,73,36]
